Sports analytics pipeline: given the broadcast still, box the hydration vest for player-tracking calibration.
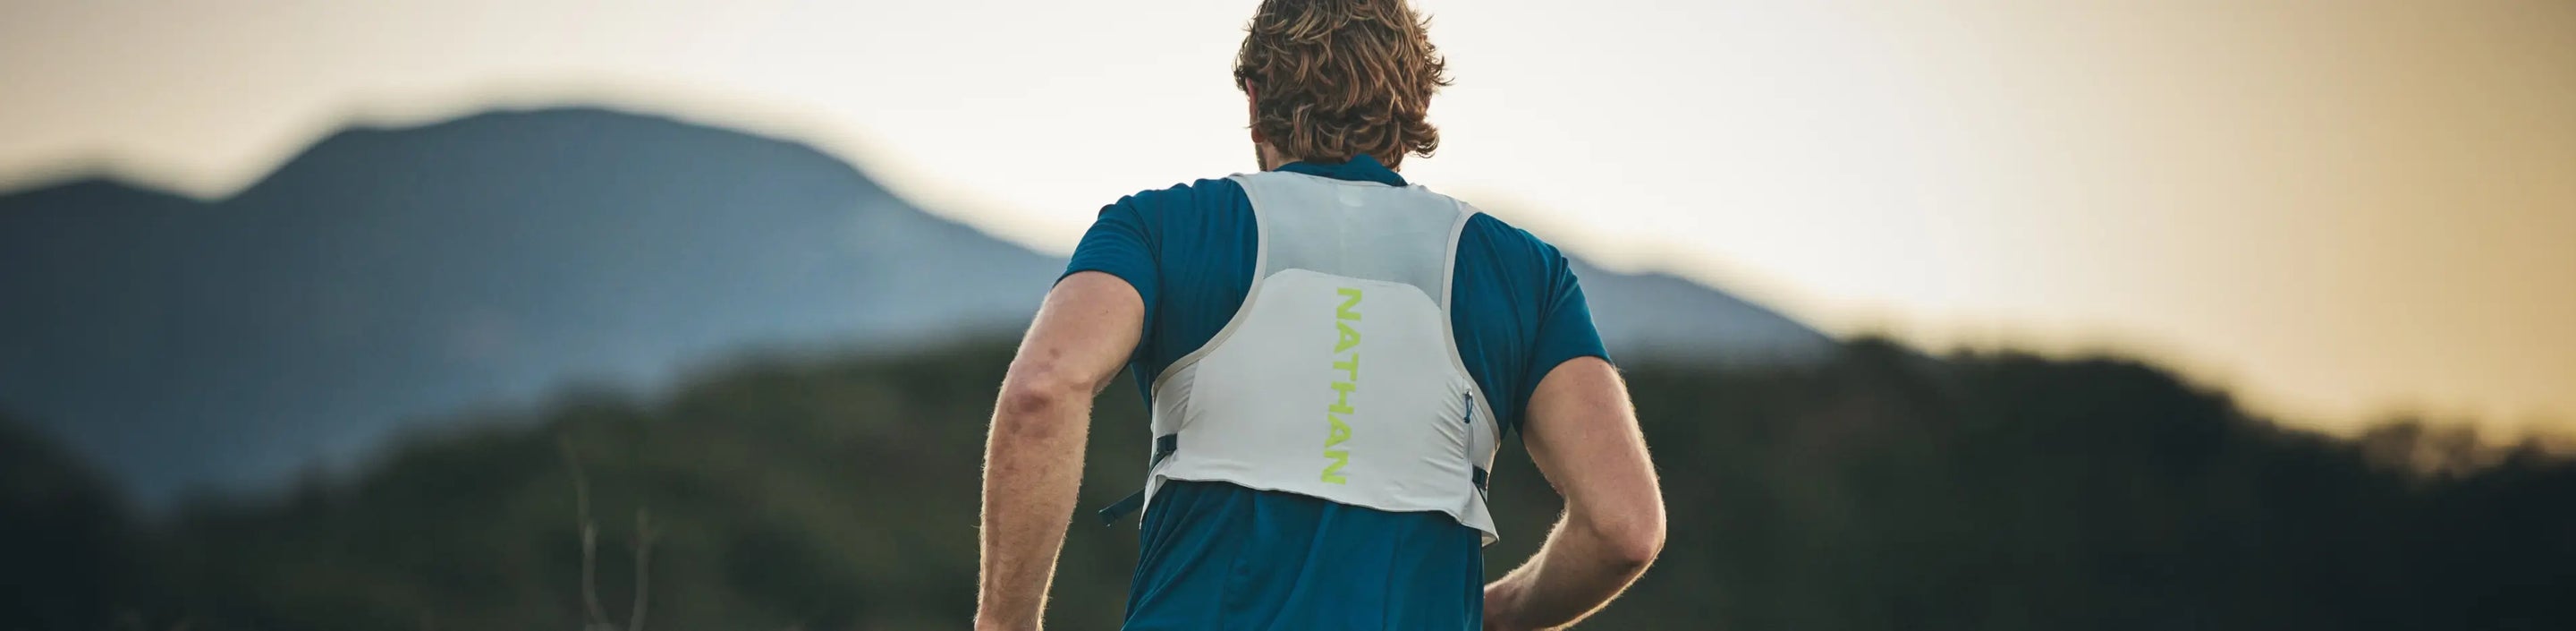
[1097,169,1504,545]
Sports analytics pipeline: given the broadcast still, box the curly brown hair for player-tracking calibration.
[1233,0,1451,168]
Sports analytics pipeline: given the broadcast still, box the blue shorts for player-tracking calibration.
[1122,481,1485,630]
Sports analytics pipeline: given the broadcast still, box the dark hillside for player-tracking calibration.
[10,339,2564,630]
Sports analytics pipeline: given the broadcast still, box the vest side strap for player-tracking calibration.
[1098,434,1182,525]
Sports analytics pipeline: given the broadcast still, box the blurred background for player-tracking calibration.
[2,1,2571,629]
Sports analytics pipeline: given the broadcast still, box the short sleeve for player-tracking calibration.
[1524,247,1610,397]
[1453,213,1612,435]
[1063,199,1160,334]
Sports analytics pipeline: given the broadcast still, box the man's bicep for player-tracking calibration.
[1521,357,1657,516]
[1011,271,1146,394]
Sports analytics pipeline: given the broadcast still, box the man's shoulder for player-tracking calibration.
[1455,209,1570,270]
[1108,175,1251,220]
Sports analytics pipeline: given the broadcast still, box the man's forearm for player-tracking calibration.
[974,387,1094,630]
[1484,512,1659,630]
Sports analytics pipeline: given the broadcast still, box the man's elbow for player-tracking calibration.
[1587,503,1667,569]
[1609,516,1667,569]
[996,362,1089,421]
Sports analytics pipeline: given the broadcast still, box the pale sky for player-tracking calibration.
[2,0,2570,435]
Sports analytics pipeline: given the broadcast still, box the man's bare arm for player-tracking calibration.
[975,271,1144,631]
[1483,357,1666,630]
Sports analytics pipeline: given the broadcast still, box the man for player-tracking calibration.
[975,1,1665,628]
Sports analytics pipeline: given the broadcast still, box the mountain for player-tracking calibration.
[0,108,1060,503]
[1570,260,1835,366]
[0,107,1831,503]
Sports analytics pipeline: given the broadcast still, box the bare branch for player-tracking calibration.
[559,437,613,630]
[629,508,658,631]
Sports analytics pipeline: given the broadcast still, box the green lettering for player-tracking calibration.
[1325,286,1363,485]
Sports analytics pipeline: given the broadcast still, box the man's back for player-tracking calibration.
[972,3,1661,629]
[1065,156,1606,628]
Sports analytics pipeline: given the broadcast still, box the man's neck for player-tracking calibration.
[1263,153,1399,174]
[1258,145,1293,171]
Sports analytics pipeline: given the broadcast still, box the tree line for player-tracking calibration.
[3,338,2569,630]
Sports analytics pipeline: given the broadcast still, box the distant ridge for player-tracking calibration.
[0,107,1831,503]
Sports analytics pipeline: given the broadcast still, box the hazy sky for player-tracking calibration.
[3,0,2570,434]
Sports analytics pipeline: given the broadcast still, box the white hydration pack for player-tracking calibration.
[1109,169,1504,545]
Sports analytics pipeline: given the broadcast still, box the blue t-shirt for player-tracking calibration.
[1063,155,1608,630]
